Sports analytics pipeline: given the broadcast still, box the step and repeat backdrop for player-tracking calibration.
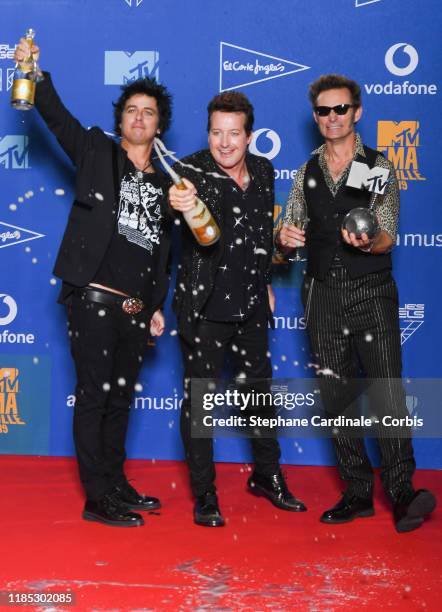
[1,0,441,467]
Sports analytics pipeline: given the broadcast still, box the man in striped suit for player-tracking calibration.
[278,74,436,533]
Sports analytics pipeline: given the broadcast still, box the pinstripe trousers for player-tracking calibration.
[302,265,416,501]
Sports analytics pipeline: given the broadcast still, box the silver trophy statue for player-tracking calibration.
[342,160,391,239]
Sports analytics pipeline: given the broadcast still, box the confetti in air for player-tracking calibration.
[55,188,65,196]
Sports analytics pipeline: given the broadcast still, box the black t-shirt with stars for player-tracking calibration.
[202,174,267,322]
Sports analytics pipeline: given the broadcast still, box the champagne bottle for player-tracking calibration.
[175,178,220,246]
[152,138,221,246]
[11,28,43,110]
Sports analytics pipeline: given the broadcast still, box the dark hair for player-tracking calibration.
[309,74,361,107]
[207,91,254,135]
[113,77,172,135]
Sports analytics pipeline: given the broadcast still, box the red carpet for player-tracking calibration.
[0,457,440,611]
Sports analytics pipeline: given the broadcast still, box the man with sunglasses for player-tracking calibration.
[278,74,435,532]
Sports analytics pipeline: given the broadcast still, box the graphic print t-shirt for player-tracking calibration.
[93,160,164,302]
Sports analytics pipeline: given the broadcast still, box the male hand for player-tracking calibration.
[278,223,306,249]
[169,178,197,212]
[149,310,165,337]
[14,37,40,64]
[341,228,373,252]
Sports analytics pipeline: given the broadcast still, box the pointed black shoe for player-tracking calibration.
[394,488,436,533]
[83,490,144,527]
[114,481,161,511]
[247,471,307,512]
[320,493,374,524]
[194,492,225,527]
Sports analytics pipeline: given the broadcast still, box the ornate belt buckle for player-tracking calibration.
[122,297,144,315]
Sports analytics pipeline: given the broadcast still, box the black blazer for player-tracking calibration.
[34,72,172,315]
[172,149,275,343]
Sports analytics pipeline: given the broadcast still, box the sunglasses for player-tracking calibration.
[313,104,357,117]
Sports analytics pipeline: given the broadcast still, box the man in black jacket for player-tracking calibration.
[169,92,306,527]
[278,74,436,532]
[14,38,172,527]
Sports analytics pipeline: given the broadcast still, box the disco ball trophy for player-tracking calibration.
[341,206,379,240]
[341,160,390,242]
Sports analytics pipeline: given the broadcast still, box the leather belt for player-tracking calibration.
[75,287,145,315]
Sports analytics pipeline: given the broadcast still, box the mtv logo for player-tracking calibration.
[0,68,15,92]
[0,368,19,393]
[220,42,309,92]
[0,135,29,169]
[377,121,420,150]
[0,367,26,426]
[346,161,390,194]
[104,51,159,85]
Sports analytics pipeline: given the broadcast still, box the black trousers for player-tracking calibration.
[302,266,416,501]
[180,306,281,497]
[67,294,150,501]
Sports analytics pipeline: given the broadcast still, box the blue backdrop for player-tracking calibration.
[1,0,441,468]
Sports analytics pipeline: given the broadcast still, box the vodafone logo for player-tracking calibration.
[0,294,17,325]
[249,128,281,160]
[385,43,419,77]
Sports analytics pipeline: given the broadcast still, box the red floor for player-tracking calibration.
[0,457,440,611]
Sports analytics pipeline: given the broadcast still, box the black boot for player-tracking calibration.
[194,492,225,527]
[83,489,144,527]
[393,488,436,533]
[114,480,161,511]
[320,492,374,524]
[247,471,307,512]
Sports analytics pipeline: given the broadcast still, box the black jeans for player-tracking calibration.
[302,267,416,501]
[180,306,281,497]
[68,294,150,501]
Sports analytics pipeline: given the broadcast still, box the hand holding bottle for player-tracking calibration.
[169,178,197,212]
[169,178,221,246]
[14,36,40,65]
[11,29,43,110]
